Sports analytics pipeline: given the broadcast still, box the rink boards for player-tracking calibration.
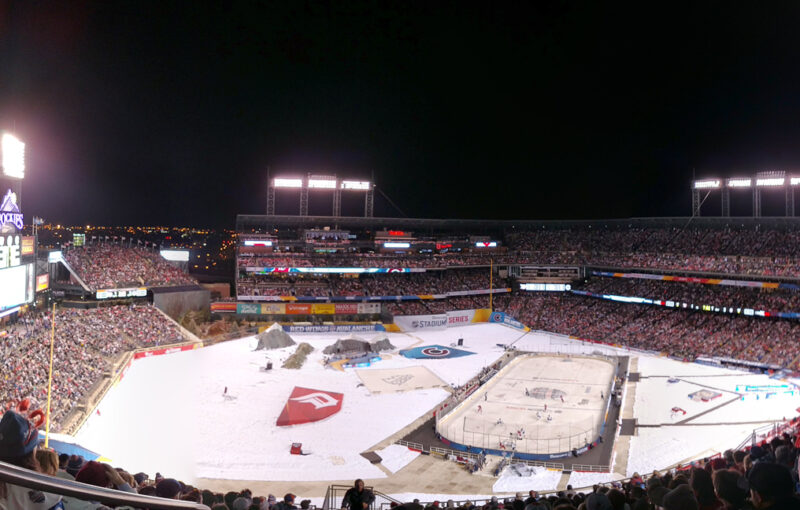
[436,354,616,459]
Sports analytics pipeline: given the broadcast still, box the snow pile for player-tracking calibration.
[282,342,314,369]
[375,444,420,473]
[371,333,396,352]
[492,463,563,492]
[255,323,296,350]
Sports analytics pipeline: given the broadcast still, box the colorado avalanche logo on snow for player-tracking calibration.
[421,347,451,357]
[400,344,475,359]
[276,387,343,426]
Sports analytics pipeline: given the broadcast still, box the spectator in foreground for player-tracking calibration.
[342,480,375,510]
[0,411,63,509]
[747,463,800,510]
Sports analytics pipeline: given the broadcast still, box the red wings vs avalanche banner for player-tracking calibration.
[276,387,344,426]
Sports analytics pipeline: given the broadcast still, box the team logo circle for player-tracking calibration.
[421,347,450,357]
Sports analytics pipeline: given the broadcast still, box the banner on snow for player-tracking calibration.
[276,387,344,426]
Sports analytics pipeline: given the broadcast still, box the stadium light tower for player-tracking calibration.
[266,172,374,217]
[692,171,798,218]
[1,133,25,180]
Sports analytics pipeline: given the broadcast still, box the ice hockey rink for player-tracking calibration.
[437,354,616,455]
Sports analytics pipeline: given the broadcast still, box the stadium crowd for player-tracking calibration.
[65,245,197,290]
[237,226,800,277]
[0,305,184,431]
[580,277,800,314]
[237,269,505,299]
[495,292,800,369]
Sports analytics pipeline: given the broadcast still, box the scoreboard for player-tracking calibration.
[0,234,35,315]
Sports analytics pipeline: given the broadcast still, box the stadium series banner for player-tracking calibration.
[394,309,493,331]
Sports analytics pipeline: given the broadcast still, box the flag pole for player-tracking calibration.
[489,258,493,312]
[45,302,56,448]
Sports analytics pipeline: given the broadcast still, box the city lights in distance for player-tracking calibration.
[1,133,25,179]
[273,178,303,188]
[340,180,371,190]
[308,178,337,189]
[756,177,785,186]
[727,178,752,188]
[693,180,720,189]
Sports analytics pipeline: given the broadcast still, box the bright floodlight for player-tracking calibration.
[756,177,785,186]
[308,178,337,189]
[727,178,752,188]
[273,178,303,188]
[1,133,25,179]
[694,180,720,189]
[340,180,370,190]
[791,177,800,186]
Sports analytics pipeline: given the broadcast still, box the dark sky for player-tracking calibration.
[1,2,800,227]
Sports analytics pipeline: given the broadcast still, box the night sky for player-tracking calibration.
[2,2,800,228]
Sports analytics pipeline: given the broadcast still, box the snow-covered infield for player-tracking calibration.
[73,322,800,496]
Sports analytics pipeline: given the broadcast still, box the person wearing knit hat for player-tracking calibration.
[155,478,183,499]
[233,496,253,510]
[66,455,86,477]
[64,460,137,509]
[587,493,613,510]
[662,484,699,510]
[649,486,671,509]
[0,411,64,509]
[274,493,298,510]
[747,462,796,510]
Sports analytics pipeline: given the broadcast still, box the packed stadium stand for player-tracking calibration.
[64,245,198,290]
[0,305,184,432]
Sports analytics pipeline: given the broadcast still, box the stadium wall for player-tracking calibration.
[151,285,210,320]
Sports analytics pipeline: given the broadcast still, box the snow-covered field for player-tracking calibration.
[73,323,800,495]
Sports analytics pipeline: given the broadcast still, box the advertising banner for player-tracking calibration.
[357,302,381,314]
[261,302,286,314]
[236,302,261,315]
[286,303,312,315]
[311,303,336,315]
[211,302,237,312]
[35,274,49,292]
[334,303,359,314]
[488,311,528,331]
[133,343,199,359]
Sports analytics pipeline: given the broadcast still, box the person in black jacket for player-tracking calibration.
[342,479,375,510]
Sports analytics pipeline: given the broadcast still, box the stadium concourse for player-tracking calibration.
[70,321,800,502]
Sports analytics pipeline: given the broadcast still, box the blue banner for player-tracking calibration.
[282,324,386,333]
